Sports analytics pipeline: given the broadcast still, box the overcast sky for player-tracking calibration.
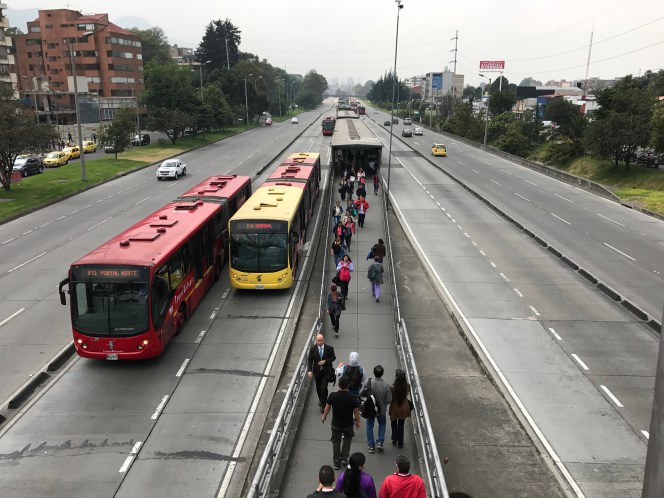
[16,0,664,87]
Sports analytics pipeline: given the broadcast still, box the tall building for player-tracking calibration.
[423,68,464,102]
[14,9,144,124]
[0,2,16,94]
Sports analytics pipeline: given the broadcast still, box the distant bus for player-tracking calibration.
[322,116,336,136]
[357,106,365,115]
[229,183,314,290]
[59,176,251,360]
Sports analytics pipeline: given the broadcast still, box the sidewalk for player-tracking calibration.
[278,188,421,496]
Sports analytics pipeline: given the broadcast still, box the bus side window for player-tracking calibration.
[152,265,171,330]
[169,252,185,288]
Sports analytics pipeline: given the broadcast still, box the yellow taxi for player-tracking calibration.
[82,141,97,153]
[43,151,69,167]
[432,143,447,157]
[62,146,80,159]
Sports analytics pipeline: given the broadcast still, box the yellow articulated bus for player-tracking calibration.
[228,184,309,290]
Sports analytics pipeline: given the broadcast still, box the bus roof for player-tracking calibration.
[73,201,222,268]
[331,118,383,151]
[336,110,359,119]
[178,175,251,203]
[266,164,315,183]
[287,152,320,162]
[230,185,304,223]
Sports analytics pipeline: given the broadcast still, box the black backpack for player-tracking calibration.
[346,365,362,391]
[359,379,377,419]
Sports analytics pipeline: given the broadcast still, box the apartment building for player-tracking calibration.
[14,9,144,124]
[0,2,16,95]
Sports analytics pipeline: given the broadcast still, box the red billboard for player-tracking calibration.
[479,60,505,71]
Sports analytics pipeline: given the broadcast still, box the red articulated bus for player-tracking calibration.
[59,176,251,360]
[357,106,365,115]
[178,174,252,213]
[322,116,336,136]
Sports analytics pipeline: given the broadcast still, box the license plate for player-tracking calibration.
[106,354,118,360]
[254,284,264,290]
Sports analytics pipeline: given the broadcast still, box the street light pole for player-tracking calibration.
[479,73,491,147]
[386,0,403,203]
[245,73,252,127]
[278,80,283,117]
[67,31,94,181]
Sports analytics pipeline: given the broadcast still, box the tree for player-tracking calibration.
[203,85,233,130]
[142,60,198,115]
[129,27,171,65]
[196,19,241,71]
[301,70,328,98]
[544,97,579,129]
[519,77,542,87]
[650,104,664,153]
[96,107,135,159]
[0,86,58,190]
[463,85,482,101]
[147,108,192,144]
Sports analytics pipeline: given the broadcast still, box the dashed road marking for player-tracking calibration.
[572,354,590,371]
[601,385,623,408]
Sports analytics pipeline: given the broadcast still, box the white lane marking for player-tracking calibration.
[471,169,480,174]
[501,169,513,175]
[446,213,452,219]
[435,202,441,206]
[195,330,207,343]
[39,223,50,228]
[150,394,170,420]
[135,196,151,205]
[548,327,562,341]
[70,209,80,214]
[500,272,509,282]
[458,161,464,166]
[429,194,434,199]
[479,250,486,256]
[555,193,573,203]
[388,194,587,497]
[601,385,624,408]
[572,354,590,371]
[457,225,463,230]
[57,215,67,220]
[551,213,572,225]
[490,179,502,186]
[515,193,530,202]
[166,181,181,189]
[210,307,220,319]
[482,161,491,166]
[8,252,47,273]
[1,237,17,245]
[464,232,470,238]
[603,243,636,261]
[489,261,496,268]
[471,241,477,246]
[514,288,523,298]
[0,308,25,328]
[22,230,33,236]
[175,359,190,377]
[597,213,625,227]
[529,306,541,316]
[524,179,538,187]
[642,431,650,439]
[119,442,143,473]
[84,204,92,209]
[87,217,112,231]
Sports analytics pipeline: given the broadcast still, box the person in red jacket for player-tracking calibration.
[354,196,370,228]
[378,455,426,498]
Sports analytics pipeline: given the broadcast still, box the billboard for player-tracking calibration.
[479,60,505,71]
[431,73,442,90]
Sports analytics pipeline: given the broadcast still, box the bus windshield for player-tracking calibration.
[71,280,150,336]
[230,220,289,272]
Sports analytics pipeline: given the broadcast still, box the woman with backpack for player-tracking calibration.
[367,256,384,303]
[342,213,356,250]
[372,173,380,195]
[388,369,412,449]
[331,236,345,266]
[341,352,366,398]
[326,284,344,337]
[336,254,353,300]
[335,452,377,498]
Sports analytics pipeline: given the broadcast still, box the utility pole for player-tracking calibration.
[225,36,230,70]
[583,27,594,99]
[450,30,458,108]
[643,306,664,497]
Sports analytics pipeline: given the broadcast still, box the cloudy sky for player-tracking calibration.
[15,0,664,87]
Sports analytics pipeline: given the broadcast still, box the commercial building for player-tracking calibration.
[0,2,16,95]
[14,9,144,124]
[423,68,464,103]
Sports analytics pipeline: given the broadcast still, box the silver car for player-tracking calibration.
[156,158,187,180]
[13,156,44,177]
[413,127,424,136]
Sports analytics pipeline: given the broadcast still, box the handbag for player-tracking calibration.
[408,399,414,411]
[332,272,341,285]
[327,365,336,384]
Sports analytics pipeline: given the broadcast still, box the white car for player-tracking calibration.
[156,158,187,180]
[413,127,424,136]
[291,117,299,124]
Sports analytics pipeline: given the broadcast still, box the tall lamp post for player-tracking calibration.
[244,73,252,127]
[479,73,491,147]
[196,60,212,139]
[278,79,283,117]
[66,31,94,181]
[386,0,404,203]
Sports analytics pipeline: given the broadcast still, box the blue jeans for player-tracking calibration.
[366,414,386,447]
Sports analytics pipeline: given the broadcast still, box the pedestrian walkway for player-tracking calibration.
[278,187,421,497]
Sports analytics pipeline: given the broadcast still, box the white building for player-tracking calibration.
[0,2,17,96]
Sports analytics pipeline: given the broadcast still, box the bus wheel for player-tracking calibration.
[213,257,222,281]
[175,304,187,335]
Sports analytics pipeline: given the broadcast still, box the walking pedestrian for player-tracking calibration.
[388,369,412,449]
[363,365,392,453]
[373,173,380,195]
[378,455,426,498]
[357,167,366,184]
[333,220,346,241]
[331,237,345,266]
[307,334,336,413]
[307,465,347,498]
[332,200,344,227]
[335,452,377,498]
[339,178,349,201]
[371,239,386,264]
[67,131,72,143]
[326,284,344,337]
[348,172,356,192]
[354,197,370,228]
[322,375,360,470]
[367,256,384,303]
[342,213,356,251]
[336,254,353,300]
[356,182,367,199]
[92,131,97,143]
[339,352,365,398]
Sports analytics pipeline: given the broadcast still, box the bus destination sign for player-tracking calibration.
[73,265,150,282]
[232,220,288,232]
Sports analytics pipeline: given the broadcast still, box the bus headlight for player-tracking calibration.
[76,339,83,344]
[142,339,149,346]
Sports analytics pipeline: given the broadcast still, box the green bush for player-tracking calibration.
[541,137,575,165]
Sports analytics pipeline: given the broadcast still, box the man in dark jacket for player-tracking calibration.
[307,465,346,497]
[308,334,336,413]
[322,375,360,470]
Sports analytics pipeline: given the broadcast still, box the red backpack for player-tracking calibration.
[339,263,351,282]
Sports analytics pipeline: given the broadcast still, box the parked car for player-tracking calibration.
[156,158,187,180]
[104,142,124,154]
[432,144,447,157]
[402,129,413,137]
[265,117,273,125]
[384,120,391,126]
[62,146,80,159]
[43,151,69,167]
[413,127,423,136]
[392,117,399,124]
[132,134,150,146]
[404,118,412,125]
[13,156,44,177]
[291,117,299,124]
[82,141,97,153]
